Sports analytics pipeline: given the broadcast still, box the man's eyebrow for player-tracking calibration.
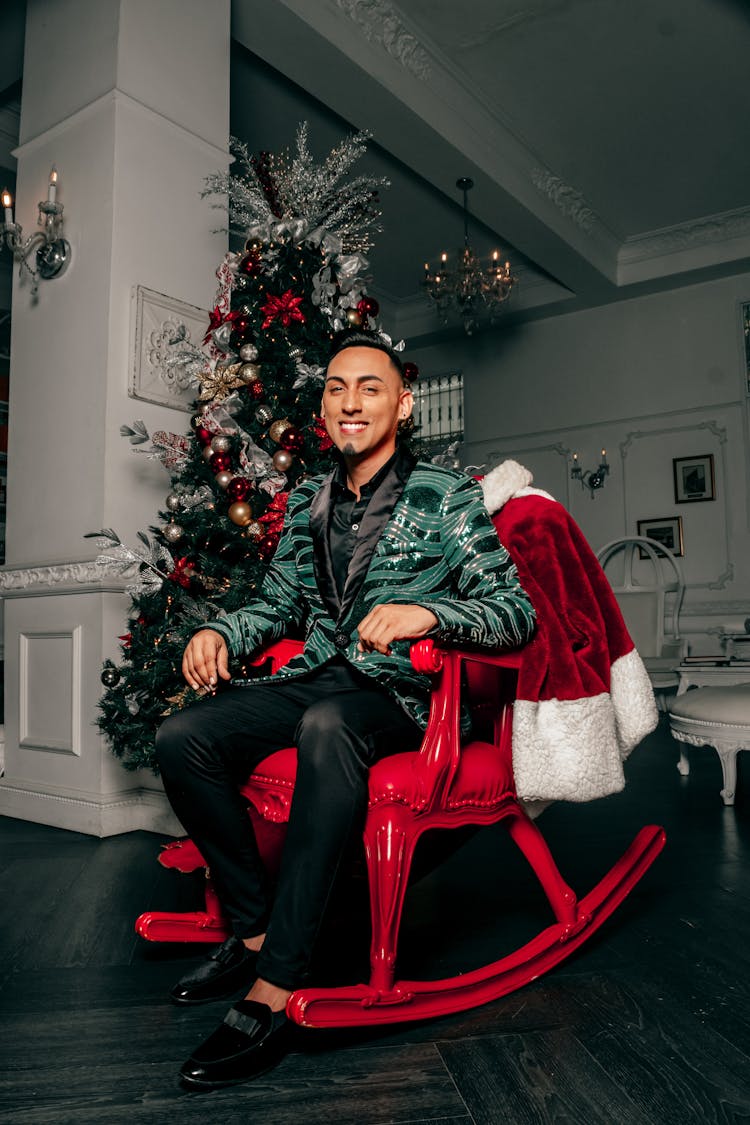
[324,373,386,384]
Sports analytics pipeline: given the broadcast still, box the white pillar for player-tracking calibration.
[0,0,230,835]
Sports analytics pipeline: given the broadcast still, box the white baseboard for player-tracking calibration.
[0,781,183,838]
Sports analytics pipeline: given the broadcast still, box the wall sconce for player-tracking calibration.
[571,448,609,496]
[1,166,71,296]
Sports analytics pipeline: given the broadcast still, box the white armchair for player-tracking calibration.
[596,536,686,711]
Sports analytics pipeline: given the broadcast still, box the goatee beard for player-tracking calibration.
[342,442,356,457]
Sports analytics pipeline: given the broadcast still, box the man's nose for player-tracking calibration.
[342,391,362,412]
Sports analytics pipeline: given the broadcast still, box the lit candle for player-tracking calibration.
[572,452,578,463]
[601,448,608,464]
[441,252,447,263]
[2,188,13,226]
[492,250,499,261]
[48,166,58,204]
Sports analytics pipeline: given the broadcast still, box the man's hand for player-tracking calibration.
[356,603,438,656]
[182,629,231,691]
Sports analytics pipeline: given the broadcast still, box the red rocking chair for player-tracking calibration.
[136,612,665,1028]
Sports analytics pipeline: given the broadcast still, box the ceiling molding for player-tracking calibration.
[618,205,750,285]
[529,168,600,235]
[334,0,432,79]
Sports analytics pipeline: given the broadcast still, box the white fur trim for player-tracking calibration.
[512,694,627,803]
[511,649,658,803]
[481,460,555,514]
[610,647,659,759]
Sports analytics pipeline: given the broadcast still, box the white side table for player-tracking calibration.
[673,662,750,776]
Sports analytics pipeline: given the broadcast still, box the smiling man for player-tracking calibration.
[156,328,536,1089]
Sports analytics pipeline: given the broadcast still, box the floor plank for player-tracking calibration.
[1,722,749,1123]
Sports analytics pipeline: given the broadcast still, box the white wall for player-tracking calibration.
[409,270,750,652]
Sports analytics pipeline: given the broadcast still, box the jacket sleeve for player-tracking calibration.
[414,474,536,650]
[200,490,310,658]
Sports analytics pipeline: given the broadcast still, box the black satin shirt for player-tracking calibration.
[329,448,404,598]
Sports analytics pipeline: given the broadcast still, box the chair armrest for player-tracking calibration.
[409,639,521,813]
[247,638,305,675]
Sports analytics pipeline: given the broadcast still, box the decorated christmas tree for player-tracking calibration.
[94,125,419,772]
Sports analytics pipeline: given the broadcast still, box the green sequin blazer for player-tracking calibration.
[204,458,536,731]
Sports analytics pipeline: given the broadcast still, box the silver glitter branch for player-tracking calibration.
[85,529,175,597]
[204,124,388,254]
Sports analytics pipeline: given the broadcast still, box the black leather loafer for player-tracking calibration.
[169,936,258,1005]
[180,1000,291,1089]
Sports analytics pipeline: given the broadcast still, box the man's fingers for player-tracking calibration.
[182,631,229,690]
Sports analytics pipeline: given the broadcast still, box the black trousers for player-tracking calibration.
[155,659,420,991]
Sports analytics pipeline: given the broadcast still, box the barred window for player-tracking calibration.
[411,371,464,455]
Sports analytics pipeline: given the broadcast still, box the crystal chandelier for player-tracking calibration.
[423,177,517,335]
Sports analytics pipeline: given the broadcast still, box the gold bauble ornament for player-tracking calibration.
[163,521,183,543]
[269,418,292,443]
[228,501,253,526]
[202,444,215,463]
[238,362,260,384]
[210,434,232,453]
[272,449,293,472]
[215,470,233,489]
[346,308,363,327]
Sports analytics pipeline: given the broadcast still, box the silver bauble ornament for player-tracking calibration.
[165,493,181,512]
[202,444,215,463]
[164,521,183,543]
[255,404,274,426]
[239,343,259,362]
[101,666,121,688]
[272,449,293,472]
[289,345,303,360]
[215,470,233,489]
[210,434,232,454]
[245,520,263,540]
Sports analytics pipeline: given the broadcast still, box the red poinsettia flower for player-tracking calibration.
[119,633,132,649]
[168,557,197,589]
[260,290,305,330]
[202,305,224,344]
[258,491,289,535]
[313,414,334,452]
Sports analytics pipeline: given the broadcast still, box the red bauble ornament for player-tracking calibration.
[227,476,253,502]
[257,534,278,558]
[357,296,379,319]
[247,380,265,401]
[209,451,231,473]
[279,426,304,453]
[403,361,419,382]
[195,425,212,446]
[238,252,261,276]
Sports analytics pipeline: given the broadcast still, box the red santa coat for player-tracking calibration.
[481,462,658,803]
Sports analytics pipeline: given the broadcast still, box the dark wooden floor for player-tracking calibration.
[1,721,749,1124]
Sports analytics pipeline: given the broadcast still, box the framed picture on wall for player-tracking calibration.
[637,516,684,558]
[673,454,715,504]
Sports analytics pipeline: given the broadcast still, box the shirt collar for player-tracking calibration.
[331,445,413,499]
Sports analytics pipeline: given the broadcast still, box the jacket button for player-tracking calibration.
[334,630,349,650]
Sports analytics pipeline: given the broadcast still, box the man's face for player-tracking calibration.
[322,346,413,465]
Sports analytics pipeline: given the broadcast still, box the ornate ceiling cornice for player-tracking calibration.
[530,168,600,234]
[334,0,432,79]
[619,204,750,264]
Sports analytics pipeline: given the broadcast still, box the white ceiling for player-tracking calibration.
[2,0,749,341]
